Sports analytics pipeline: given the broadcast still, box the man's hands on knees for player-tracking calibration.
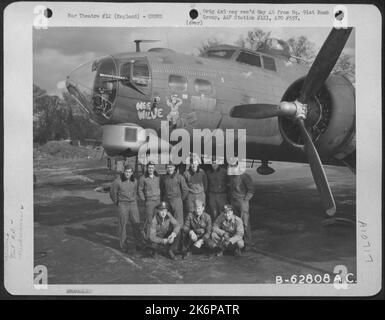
[189,230,198,242]
[194,239,204,248]
[167,232,177,244]
[222,233,231,247]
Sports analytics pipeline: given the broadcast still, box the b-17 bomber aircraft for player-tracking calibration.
[66,28,355,217]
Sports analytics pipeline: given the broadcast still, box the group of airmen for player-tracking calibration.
[109,155,254,260]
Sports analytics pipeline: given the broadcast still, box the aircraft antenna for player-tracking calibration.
[133,39,161,52]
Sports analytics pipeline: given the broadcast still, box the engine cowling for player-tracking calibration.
[279,74,355,159]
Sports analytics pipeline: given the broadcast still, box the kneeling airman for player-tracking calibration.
[210,204,245,256]
[181,199,212,258]
[145,202,181,260]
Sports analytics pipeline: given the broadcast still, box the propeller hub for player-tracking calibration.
[278,100,308,120]
[293,100,307,121]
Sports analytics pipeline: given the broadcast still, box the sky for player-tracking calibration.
[33,27,355,96]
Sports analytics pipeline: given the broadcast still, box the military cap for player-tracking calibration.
[123,164,134,171]
[223,204,234,212]
[156,201,169,210]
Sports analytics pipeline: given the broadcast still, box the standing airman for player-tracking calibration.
[206,161,227,221]
[227,157,254,250]
[183,154,208,215]
[160,162,189,225]
[110,165,142,253]
[138,161,161,235]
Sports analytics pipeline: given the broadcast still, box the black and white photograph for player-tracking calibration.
[3,2,381,296]
[32,25,357,285]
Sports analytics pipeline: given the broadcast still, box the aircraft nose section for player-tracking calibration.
[66,60,96,116]
[66,56,118,122]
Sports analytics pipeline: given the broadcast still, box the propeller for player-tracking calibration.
[298,28,353,104]
[230,102,297,119]
[230,27,352,216]
[297,118,335,216]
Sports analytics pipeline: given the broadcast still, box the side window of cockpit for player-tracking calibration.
[194,79,213,95]
[132,61,150,87]
[168,75,187,92]
[236,52,262,67]
[120,61,150,88]
[262,56,277,72]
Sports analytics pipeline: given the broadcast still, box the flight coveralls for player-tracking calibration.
[182,211,212,253]
[147,212,181,255]
[138,173,161,233]
[183,168,208,214]
[210,213,245,251]
[110,176,141,250]
[161,172,189,225]
[207,167,227,221]
[227,173,254,246]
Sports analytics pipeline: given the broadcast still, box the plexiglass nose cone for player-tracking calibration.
[66,56,118,121]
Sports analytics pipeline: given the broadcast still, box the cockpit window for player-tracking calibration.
[236,52,262,67]
[262,56,277,71]
[120,60,150,89]
[132,61,150,86]
[206,50,235,59]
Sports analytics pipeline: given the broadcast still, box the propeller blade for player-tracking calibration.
[230,103,297,119]
[299,27,353,104]
[297,119,336,216]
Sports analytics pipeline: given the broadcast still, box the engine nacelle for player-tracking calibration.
[102,123,147,157]
[279,74,355,159]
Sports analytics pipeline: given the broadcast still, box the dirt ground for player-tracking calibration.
[34,159,356,284]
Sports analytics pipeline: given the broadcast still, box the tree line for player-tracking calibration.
[33,84,102,144]
[197,28,355,81]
